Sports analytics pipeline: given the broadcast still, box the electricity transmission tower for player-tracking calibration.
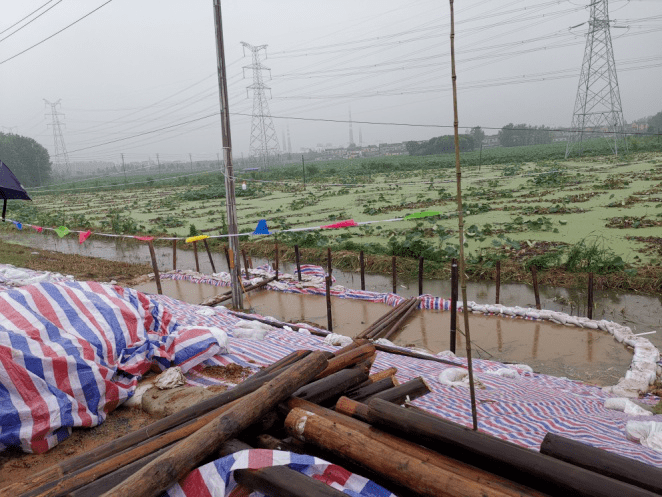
[242,42,281,169]
[44,99,72,175]
[565,0,627,158]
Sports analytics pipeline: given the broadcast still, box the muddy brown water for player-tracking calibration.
[135,279,632,386]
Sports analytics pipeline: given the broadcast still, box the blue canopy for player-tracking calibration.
[1,160,31,221]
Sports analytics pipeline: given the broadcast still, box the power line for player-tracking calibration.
[0,0,115,66]
[0,0,63,44]
[0,0,57,36]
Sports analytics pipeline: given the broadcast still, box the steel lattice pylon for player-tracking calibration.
[566,0,627,158]
[242,42,281,169]
[44,99,71,175]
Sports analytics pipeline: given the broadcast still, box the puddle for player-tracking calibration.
[135,279,632,386]
[4,231,660,350]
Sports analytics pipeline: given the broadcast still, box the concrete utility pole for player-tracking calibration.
[189,153,193,172]
[156,153,161,175]
[121,153,127,184]
[213,0,243,309]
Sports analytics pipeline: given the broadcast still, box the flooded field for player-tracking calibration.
[134,279,633,386]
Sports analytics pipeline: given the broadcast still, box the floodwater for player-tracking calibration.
[133,279,632,386]
[3,231,660,350]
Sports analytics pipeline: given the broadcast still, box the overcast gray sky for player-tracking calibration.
[1,0,660,167]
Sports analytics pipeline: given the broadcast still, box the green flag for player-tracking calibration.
[55,226,70,238]
[404,211,440,220]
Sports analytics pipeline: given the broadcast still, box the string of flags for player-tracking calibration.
[1,210,445,245]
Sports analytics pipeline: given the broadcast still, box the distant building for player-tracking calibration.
[378,142,408,156]
[482,135,500,148]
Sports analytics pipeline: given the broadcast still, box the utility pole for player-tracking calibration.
[156,153,161,175]
[189,153,193,172]
[302,155,306,188]
[121,153,127,184]
[214,0,243,309]
[566,0,627,157]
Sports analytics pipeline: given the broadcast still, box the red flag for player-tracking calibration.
[79,230,92,244]
[321,219,358,229]
[33,225,43,233]
[134,236,154,242]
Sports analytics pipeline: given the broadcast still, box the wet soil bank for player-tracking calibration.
[134,280,632,386]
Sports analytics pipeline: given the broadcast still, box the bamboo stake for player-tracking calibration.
[224,246,231,272]
[327,247,332,277]
[274,241,279,280]
[172,239,177,271]
[418,256,424,295]
[450,258,458,353]
[295,244,302,281]
[360,250,365,290]
[449,0,478,430]
[147,241,162,295]
[203,239,216,273]
[242,249,250,278]
[587,272,594,319]
[391,255,397,293]
[193,241,200,273]
[325,275,333,332]
[531,265,541,310]
[495,260,501,304]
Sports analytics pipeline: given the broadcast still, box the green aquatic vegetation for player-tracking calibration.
[564,238,628,274]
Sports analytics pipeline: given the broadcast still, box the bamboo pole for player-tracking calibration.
[495,260,501,304]
[418,256,424,295]
[104,352,329,497]
[203,239,216,273]
[360,250,365,290]
[193,241,200,273]
[449,0,478,430]
[391,255,397,293]
[172,239,177,271]
[325,275,333,332]
[295,244,302,281]
[450,258,458,353]
[531,265,541,310]
[147,241,162,295]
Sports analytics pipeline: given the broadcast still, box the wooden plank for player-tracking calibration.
[103,352,329,497]
[540,432,662,495]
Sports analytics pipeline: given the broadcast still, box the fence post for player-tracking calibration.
[359,250,365,291]
[495,260,501,304]
[450,258,458,353]
[418,257,424,296]
[172,240,177,271]
[193,241,200,273]
[587,272,594,319]
[147,241,162,295]
[295,245,302,281]
[531,265,541,310]
[325,275,333,332]
[392,256,397,294]
[203,239,216,273]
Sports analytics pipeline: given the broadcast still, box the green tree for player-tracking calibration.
[470,126,485,147]
[649,111,662,133]
[0,132,51,186]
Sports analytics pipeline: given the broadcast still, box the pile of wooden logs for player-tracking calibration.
[356,297,420,341]
[199,275,277,306]
[9,339,661,497]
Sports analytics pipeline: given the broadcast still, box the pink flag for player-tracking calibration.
[79,230,92,244]
[321,219,358,229]
[33,226,43,233]
[134,236,154,242]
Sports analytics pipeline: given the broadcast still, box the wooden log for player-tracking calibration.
[366,366,397,383]
[587,272,594,319]
[450,258,458,353]
[380,298,420,341]
[495,260,501,304]
[103,351,329,497]
[361,398,657,497]
[295,244,302,281]
[203,239,216,273]
[285,407,543,497]
[147,241,162,295]
[359,250,365,290]
[540,432,662,495]
[292,365,369,405]
[367,376,430,404]
[391,255,397,294]
[332,338,370,357]
[365,298,415,340]
[217,439,348,497]
[316,343,375,380]
[284,399,549,497]
[193,241,200,273]
[355,303,400,339]
[345,376,398,402]
[252,349,312,380]
[418,256,424,295]
[172,239,177,271]
[531,265,541,310]
[227,311,327,336]
[372,342,460,367]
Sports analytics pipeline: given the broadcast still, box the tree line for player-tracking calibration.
[0,132,51,187]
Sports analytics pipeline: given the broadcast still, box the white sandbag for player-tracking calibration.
[208,327,229,353]
[486,368,519,379]
[154,367,186,390]
[512,364,533,373]
[439,368,471,387]
[525,310,541,320]
[603,378,648,398]
[374,338,395,347]
[604,397,653,416]
[323,333,353,347]
[437,350,456,358]
[123,381,155,408]
[195,307,216,316]
[626,421,662,452]
[233,327,269,340]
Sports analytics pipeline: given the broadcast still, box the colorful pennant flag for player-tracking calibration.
[32,225,43,233]
[134,236,154,242]
[321,219,358,229]
[253,219,270,235]
[185,234,209,244]
[12,221,22,230]
[79,230,92,244]
[54,226,70,238]
[404,211,440,220]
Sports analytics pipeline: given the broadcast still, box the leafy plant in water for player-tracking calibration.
[564,238,626,274]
